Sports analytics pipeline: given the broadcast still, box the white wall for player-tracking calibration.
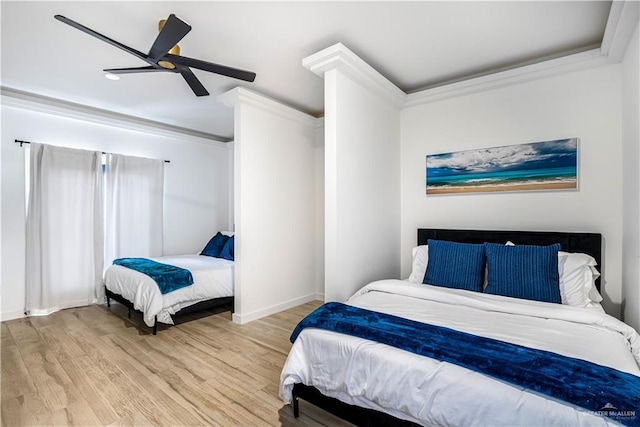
[302,45,404,304]
[315,121,325,300]
[622,23,640,331]
[219,87,320,324]
[401,65,624,318]
[323,69,402,302]
[1,104,231,321]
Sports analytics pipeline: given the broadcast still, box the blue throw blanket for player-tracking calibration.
[291,302,640,426]
[113,258,193,294]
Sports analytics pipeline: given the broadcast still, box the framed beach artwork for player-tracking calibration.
[426,138,578,195]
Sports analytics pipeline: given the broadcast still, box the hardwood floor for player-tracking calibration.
[1,301,352,426]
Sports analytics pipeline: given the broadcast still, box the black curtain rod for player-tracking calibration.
[14,139,170,163]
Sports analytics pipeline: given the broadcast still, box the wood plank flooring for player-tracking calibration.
[1,301,352,426]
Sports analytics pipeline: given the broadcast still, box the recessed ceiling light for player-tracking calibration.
[104,73,120,81]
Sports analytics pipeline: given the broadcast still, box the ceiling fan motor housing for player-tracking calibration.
[158,19,180,69]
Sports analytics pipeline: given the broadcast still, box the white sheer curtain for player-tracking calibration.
[105,153,164,264]
[26,143,104,315]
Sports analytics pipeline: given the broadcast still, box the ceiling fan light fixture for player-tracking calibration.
[104,72,120,80]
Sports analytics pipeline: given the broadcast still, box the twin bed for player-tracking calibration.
[280,228,640,426]
[103,233,234,334]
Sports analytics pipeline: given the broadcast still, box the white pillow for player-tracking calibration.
[558,251,602,306]
[505,241,602,307]
[408,245,428,283]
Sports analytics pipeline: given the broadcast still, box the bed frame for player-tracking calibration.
[105,287,234,335]
[291,228,603,425]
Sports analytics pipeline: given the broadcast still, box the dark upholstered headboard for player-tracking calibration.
[417,228,603,291]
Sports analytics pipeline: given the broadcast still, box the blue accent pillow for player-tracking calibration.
[201,232,229,258]
[484,242,562,303]
[219,235,234,261]
[423,239,486,292]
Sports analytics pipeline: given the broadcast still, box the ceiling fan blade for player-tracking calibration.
[165,53,256,82]
[148,14,191,61]
[179,67,209,97]
[104,66,167,74]
[54,15,149,64]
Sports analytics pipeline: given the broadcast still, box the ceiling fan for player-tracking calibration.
[54,14,256,97]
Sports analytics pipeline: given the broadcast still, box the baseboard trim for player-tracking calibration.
[1,309,26,322]
[232,293,318,324]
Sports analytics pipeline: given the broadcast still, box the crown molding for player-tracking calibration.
[405,0,639,108]
[303,42,406,108]
[601,0,640,62]
[218,87,319,128]
[1,86,231,145]
[405,48,609,107]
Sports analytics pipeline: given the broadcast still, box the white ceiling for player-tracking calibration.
[1,1,613,141]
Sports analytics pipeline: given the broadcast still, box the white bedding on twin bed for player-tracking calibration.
[279,280,640,426]
[104,255,234,327]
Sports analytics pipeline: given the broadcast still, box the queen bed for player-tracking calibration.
[104,232,235,334]
[279,228,640,426]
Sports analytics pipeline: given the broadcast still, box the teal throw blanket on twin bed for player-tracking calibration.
[113,258,193,294]
[291,302,640,426]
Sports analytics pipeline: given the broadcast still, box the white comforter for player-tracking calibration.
[280,280,640,426]
[104,255,234,327]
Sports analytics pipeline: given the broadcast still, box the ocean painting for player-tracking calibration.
[426,138,578,195]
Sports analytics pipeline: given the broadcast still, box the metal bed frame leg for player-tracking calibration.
[153,316,157,335]
[105,285,111,307]
[293,396,299,418]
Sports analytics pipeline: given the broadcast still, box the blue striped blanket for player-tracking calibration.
[113,258,193,294]
[291,302,640,426]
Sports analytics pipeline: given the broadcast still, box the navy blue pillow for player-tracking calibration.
[423,239,486,292]
[201,232,229,258]
[484,242,561,303]
[219,235,234,261]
